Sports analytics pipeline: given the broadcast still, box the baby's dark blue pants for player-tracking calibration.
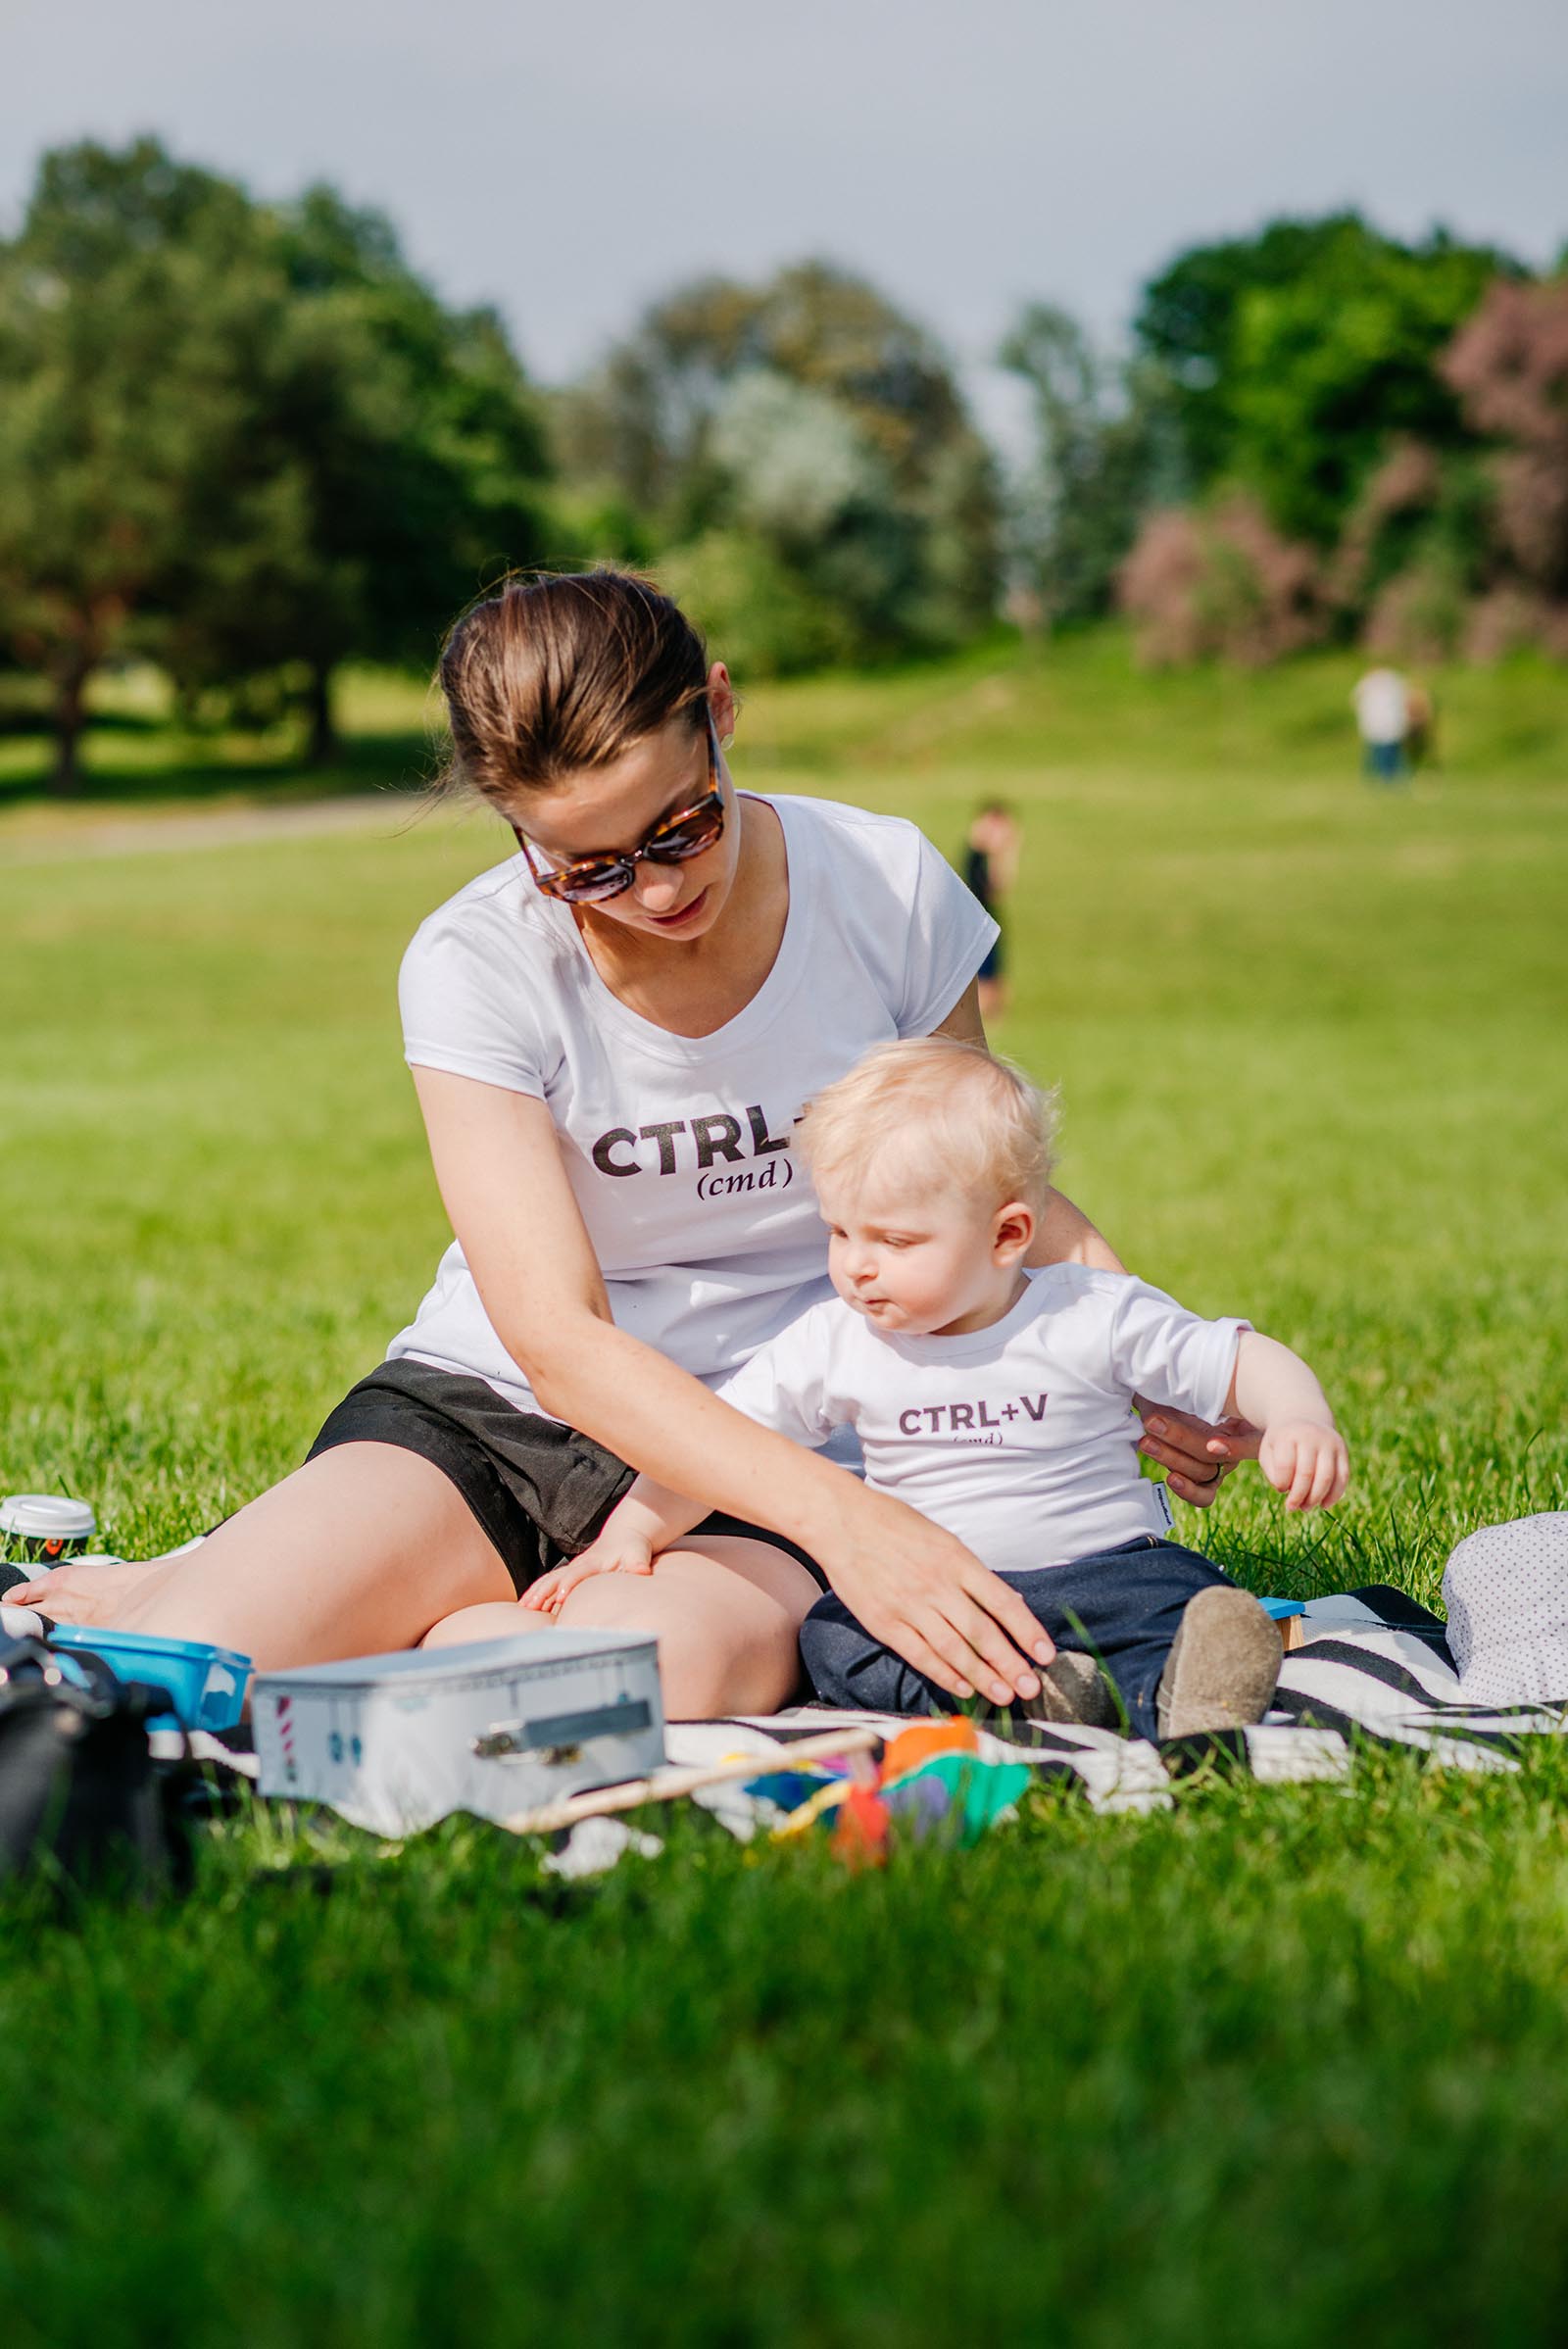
[798,1536,1238,1740]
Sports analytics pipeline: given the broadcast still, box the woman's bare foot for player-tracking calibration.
[4,1552,183,1628]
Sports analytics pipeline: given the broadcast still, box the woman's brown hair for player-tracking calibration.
[439,570,710,806]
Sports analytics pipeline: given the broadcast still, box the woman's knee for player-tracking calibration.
[421,1600,544,1650]
[557,1558,803,1718]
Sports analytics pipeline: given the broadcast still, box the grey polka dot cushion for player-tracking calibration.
[1444,1513,1568,1707]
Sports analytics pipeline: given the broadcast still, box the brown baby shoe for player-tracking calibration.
[1156,1587,1284,1739]
[1024,1648,1121,1732]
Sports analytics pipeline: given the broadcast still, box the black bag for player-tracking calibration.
[0,1633,190,1896]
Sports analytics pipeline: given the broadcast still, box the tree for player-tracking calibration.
[1000,304,1181,626]
[1225,236,1507,547]
[158,183,550,760]
[1118,496,1327,666]
[1329,438,1495,661]
[703,368,925,661]
[0,142,551,788]
[0,140,300,790]
[657,530,847,677]
[1134,214,1521,542]
[1314,274,1568,662]
[555,260,1000,664]
[1136,215,1371,484]
[1444,276,1568,623]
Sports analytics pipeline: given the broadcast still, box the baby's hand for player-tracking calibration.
[521,1528,657,1614]
[1258,1421,1349,1511]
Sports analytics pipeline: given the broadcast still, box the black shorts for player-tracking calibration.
[307,1359,829,1598]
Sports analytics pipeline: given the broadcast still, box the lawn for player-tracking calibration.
[2,631,1567,2343]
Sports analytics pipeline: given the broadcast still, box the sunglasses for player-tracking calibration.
[513,719,726,905]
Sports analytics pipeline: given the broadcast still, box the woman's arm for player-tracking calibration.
[930,977,1252,1499]
[412,1068,1056,1706]
[1028,1191,1124,1274]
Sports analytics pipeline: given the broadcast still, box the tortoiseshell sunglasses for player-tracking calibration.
[513,718,725,905]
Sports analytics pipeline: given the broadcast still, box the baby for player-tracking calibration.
[528,1039,1349,1739]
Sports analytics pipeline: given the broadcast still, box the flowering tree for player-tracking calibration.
[1443,278,1568,655]
[1118,498,1326,666]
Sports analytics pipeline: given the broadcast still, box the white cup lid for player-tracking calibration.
[0,1494,97,1541]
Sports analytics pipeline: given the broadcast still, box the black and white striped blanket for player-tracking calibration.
[670,1585,1568,1816]
[146,1584,1565,1829]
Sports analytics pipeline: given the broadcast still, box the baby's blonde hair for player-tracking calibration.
[798,1037,1058,1216]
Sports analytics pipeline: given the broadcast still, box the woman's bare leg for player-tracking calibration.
[560,1536,819,1716]
[45,1444,514,1670]
[420,1602,556,1650]
[26,1462,813,1709]
[422,1537,819,1718]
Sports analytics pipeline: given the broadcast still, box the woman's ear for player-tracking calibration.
[707,661,736,745]
[993,1201,1035,1266]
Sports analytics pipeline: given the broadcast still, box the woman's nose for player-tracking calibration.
[634,864,683,912]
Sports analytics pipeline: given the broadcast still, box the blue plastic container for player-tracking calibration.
[1259,1597,1306,1621]
[46,1625,253,1734]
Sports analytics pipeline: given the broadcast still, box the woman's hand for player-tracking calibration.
[522,1528,656,1615]
[819,1486,1056,1706]
[1135,1401,1260,1507]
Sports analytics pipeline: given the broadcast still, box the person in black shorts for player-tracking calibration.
[962,801,1021,1022]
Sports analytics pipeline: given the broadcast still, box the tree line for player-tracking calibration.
[2,140,1564,791]
[1110,217,1568,667]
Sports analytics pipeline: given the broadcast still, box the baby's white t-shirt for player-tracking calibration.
[388,794,997,1417]
[715,1267,1250,1574]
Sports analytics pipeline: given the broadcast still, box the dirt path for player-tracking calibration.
[1,793,443,866]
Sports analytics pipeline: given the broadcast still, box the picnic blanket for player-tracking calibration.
[61,1583,1568,1861]
[664,1584,1568,1827]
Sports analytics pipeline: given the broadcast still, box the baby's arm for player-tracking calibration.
[524,1307,843,1612]
[1226,1333,1348,1511]
[521,1476,708,1613]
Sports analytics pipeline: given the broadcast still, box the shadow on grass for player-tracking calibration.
[0,704,168,739]
[0,723,434,809]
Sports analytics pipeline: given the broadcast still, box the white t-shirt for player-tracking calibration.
[1352,669,1409,744]
[714,1267,1250,1574]
[389,794,998,1416]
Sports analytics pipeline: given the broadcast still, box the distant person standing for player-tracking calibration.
[1352,667,1411,784]
[963,800,1022,1021]
[1404,681,1437,772]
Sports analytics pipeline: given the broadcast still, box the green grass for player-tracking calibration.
[2,631,1567,2342]
[0,663,440,831]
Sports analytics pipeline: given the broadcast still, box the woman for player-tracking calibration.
[18,573,1244,1717]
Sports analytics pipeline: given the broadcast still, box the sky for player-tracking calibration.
[8,0,1566,443]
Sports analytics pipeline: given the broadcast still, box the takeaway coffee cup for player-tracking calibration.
[0,1494,97,1565]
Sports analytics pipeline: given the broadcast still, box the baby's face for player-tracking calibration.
[815,1154,1009,1338]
